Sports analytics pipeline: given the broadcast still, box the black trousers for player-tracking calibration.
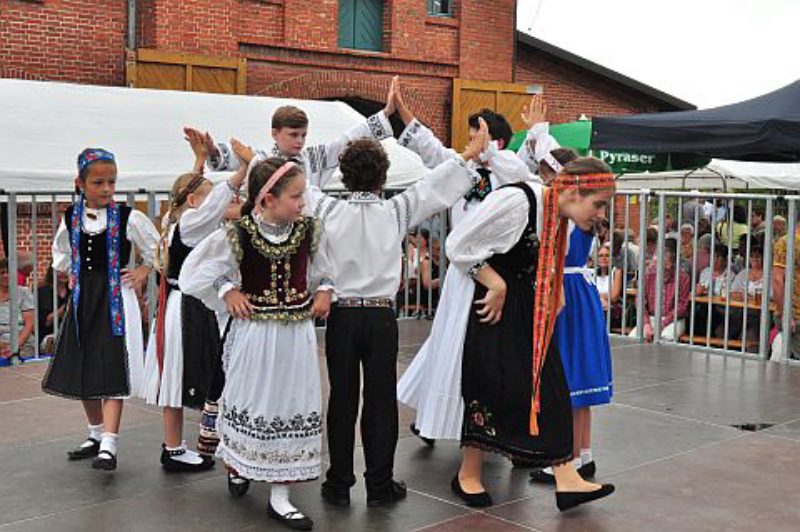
[324,306,399,495]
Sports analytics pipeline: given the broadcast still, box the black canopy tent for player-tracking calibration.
[591,79,800,162]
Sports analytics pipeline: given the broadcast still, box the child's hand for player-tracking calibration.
[383,75,399,116]
[521,94,547,129]
[231,139,255,166]
[475,277,507,325]
[184,127,214,159]
[462,118,490,162]
[311,290,332,320]
[121,265,151,292]
[224,289,254,320]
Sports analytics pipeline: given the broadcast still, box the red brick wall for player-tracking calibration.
[459,0,516,82]
[0,0,127,85]
[515,44,663,124]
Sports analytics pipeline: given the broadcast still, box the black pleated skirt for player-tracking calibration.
[42,271,129,399]
[461,274,573,467]
[180,294,221,409]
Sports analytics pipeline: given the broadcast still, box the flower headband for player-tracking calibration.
[77,148,116,174]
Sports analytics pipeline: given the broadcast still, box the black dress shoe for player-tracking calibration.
[410,423,436,447]
[367,480,408,507]
[267,503,314,530]
[556,484,615,512]
[529,468,556,484]
[228,472,251,497]
[320,483,350,507]
[160,445,215,473]
[451,475,492,507]
[578,461,596,479]
[67,438,100,460]
[91,450,117,471]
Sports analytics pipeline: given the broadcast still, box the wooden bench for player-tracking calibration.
[679,334,759,351]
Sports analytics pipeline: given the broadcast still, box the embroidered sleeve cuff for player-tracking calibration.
[316,279,335,292]
[398,119,423,150]
[214,276,237,299]
[207,143,231,171]
[455,156,481,186]
[468,261,489,279]
[368,111,393,141]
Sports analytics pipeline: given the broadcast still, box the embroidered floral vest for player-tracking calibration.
[227,215,319,322]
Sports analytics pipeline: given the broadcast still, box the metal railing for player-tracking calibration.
[1,187,796,365]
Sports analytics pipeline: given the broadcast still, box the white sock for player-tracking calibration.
[84,424,104,446]
[99,432,118,456]
[580,448,593,465]
[541,466,553,475]
[572,458,583,470]
[165,442,203,465]
[270,484,303,518]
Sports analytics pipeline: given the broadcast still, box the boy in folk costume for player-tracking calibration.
[314,95,490,507]
[185,104,393,189]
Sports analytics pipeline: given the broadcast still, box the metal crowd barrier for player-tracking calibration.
[1,188,796,365]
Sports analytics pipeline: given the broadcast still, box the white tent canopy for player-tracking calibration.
[616,159,800,191]
[0,78,426,192]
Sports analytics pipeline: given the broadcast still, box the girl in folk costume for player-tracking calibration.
[179,158,333,530]
[42,148,159,471]
[390,81,536,445]
[140,133,245,472]
[530,164,613,485]
[444,157,616,511]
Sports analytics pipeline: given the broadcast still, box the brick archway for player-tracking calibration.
[255,70,435,128]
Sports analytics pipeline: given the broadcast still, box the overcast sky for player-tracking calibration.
[517,0,800,109]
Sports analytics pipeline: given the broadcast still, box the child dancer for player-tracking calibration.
[314,119,488,508]
[42,148,159,471]
[185,103,392,189]
[179,158,333,530]
[444,157,616,511]
[530,217,614,483]
[140,133,246,472]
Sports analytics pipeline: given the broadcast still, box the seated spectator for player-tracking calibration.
[596,218,610,245]
[693,244,734,337]
[629,238,690,342]
[37,267,70,354]
[0,259,35,364]
[772,217,800,360]
[596,243,612,308]
[645,226,659,266]
[694,233,712,283]
[728,241,771,348]
[717,204,749,246]
[751,205,767,235]
[611,229,638,287]
[419,238,442,310]
[697,217,712,238]
[772,215,787,242]
[680,223,694,261]
[17,251,34,287]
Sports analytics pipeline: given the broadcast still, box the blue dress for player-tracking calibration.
[554,227,613,408]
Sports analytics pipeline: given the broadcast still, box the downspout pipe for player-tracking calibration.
[127,0,137,50]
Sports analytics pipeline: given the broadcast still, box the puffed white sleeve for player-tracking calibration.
[489,149,538,186]
[446,186,531,273]
[127,210,160,267]
[397,119,459,169]
[51,219,71,273]
[304,111,393,189]
[388,158,480,233]
[178,227,241,315]
[310,221,335,293]
[516,122,560,173]
[179,180,237,247]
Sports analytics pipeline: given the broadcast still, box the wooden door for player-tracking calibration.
[126,49,247,94]
[452,79,536,151]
